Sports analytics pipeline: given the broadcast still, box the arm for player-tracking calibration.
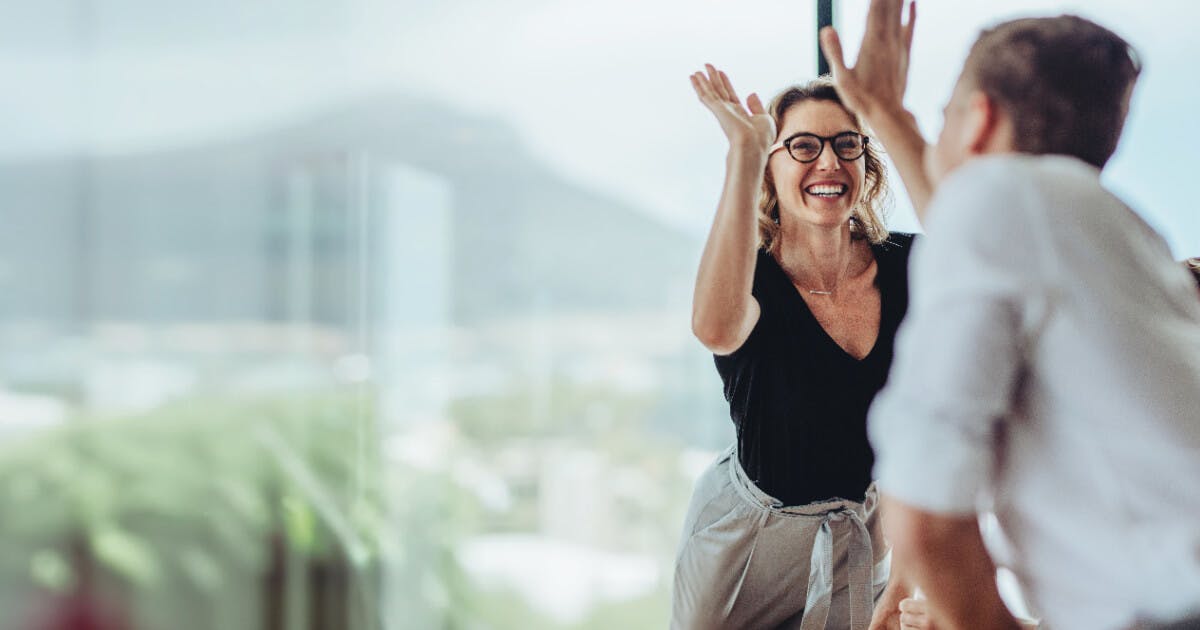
[883,496,1020,630]
[899,599,1041,630]
[872,535,1040,630]
[689,65,774,354]
[820,0,935,219]
[867,162,1045,629]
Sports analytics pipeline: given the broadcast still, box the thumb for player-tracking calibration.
[747,92,765,115]
[820,26,850,78]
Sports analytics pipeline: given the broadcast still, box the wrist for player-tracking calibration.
[881,574,914,598]
[863,103,918,135]
[726,142,769,167]
[876,580,906,606]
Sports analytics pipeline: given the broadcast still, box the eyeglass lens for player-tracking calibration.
[788,133,864,162]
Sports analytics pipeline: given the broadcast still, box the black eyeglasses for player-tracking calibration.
[769,132,868,163]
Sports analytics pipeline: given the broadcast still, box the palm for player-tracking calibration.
[713,101,773,148]
[690,64,775,152]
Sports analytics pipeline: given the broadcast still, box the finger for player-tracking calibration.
[695,71,721,100]
[746,92,765,115]
[899,598,927,613]
[865,0,887,31]
[715,70,750,115]
[866,0,899,37]
[872,0,907,42]
[690,73,713,102]
[692,74,728,114]
[718,70,740,104]
[820,26,850,77]
[705,64,731,102]
[705,64,726,100]
[885,0,904,32]
[692,72,748,123]
[903,0,917,52]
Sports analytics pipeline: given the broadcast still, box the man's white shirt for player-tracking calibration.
[870,154,1200,630]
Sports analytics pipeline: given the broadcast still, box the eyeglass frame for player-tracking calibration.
[768,131,869,164]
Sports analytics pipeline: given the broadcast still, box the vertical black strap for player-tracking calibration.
[817,0,835,76]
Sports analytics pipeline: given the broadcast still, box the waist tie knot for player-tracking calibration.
[798,507,875,630]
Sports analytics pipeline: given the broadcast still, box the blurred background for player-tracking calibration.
[0,1,1196,628]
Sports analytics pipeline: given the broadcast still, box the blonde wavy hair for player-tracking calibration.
[758,77,891,256]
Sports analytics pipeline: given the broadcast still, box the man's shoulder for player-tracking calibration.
[941,154,1101,195]
[924,157,1030,236]
[928,154,1111,234]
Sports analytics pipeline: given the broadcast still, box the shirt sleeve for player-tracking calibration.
[868,158,1046,514]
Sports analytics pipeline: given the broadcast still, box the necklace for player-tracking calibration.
[790,265,843,296]
[782,240,858,297]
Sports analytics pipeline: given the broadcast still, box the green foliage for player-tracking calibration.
[450,379,657,445]
[0,377,691,629]
[0,388,463,629]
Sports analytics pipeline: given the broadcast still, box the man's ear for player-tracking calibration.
[964,91,1011,155]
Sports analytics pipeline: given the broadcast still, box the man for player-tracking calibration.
[821,3,1200,630]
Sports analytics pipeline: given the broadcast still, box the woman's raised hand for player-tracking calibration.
[689,64,775,154]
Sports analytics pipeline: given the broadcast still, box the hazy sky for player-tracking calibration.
[387,0,1199,254]
[2,0,1197,255]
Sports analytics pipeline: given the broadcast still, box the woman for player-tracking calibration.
[672,65,918,630]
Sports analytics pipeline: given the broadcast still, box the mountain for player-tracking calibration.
[0,91,697,328]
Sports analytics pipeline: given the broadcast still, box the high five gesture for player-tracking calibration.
[689,63,775,154]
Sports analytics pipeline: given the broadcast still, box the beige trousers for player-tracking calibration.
[671,445,890,630]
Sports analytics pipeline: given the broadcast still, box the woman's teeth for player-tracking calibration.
[805,184,847,198]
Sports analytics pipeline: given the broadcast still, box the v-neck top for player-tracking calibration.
[714,232,916,506]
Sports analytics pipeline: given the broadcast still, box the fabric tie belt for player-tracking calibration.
[724,446,879,630]
[798,506,875,630]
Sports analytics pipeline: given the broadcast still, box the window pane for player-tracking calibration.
[1,2,1195,630]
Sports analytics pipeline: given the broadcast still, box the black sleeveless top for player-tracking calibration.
[714,233,916,506]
